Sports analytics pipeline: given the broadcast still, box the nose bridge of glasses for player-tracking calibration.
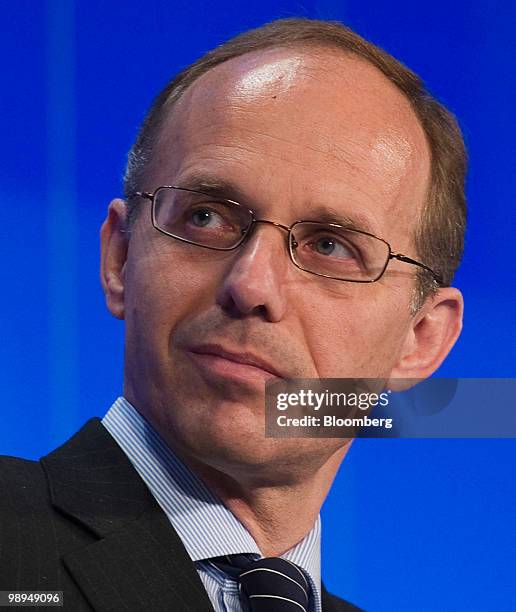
[253,218,291,233]
[246,218,293,245]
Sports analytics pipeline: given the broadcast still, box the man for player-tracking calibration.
[0,18,465,611]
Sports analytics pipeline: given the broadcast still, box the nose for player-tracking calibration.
[215,222,289,322]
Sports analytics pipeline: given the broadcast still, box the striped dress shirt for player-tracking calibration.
[102,397,322,612]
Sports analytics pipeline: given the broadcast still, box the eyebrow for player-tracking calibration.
[299,205,377,235]
[173,174,378,235]
[174,176,243,201]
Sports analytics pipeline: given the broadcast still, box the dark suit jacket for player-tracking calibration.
[0,418,362,611]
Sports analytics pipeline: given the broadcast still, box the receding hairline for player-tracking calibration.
[150,41,431,208]
[160,41,427,136]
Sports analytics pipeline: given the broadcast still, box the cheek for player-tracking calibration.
[301,287,410,377]
[123,241,216,353]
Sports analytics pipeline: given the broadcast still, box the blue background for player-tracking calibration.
[1,1,515,609]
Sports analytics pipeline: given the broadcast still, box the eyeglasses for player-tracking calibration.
[129,186,443,285]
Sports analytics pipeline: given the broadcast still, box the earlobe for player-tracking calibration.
[387,287,464,390]
[100,198,129,320]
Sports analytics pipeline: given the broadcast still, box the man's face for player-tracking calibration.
[107,47,431,480]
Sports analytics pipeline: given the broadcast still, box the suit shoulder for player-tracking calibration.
[0,455,49,512]
[323,587,364,612]
[0,454,40,470]
[0,454,75,590]
[0,454,46,483]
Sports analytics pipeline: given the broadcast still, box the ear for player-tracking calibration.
[100,198,129,320]
[387,287,464,391]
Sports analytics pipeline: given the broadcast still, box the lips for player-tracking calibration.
[187,343,284,379]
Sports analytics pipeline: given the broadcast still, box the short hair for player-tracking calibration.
[124,18,467,309]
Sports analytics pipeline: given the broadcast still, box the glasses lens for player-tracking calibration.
[153,187,252,249]
[290,222,390,281]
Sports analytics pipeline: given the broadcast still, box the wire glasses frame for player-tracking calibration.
[129,186,443,285]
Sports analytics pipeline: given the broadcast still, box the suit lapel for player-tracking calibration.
[62,506,213,611]
[41,418,214,612]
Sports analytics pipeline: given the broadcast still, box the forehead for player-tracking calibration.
[151,46,430,247]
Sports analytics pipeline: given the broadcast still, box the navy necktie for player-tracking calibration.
[210,554,310,611]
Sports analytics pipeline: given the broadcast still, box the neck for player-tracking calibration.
[178,444,350,556]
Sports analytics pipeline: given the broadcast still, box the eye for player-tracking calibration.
[311,235,356,260]
[188,206,227,229]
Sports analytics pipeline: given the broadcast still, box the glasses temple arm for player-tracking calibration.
[390,252,444,286]
[128,191,154,201]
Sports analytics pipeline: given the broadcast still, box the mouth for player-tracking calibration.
[186,343,283,385]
